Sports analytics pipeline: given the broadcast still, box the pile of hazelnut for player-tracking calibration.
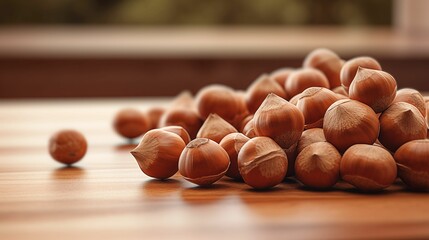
[50,48,429,192]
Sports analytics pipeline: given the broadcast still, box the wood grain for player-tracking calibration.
[1,99,429,240]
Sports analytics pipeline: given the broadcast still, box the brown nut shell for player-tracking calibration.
[49,130,87,165]
[179,138,230,186]
[285,68,330,98]
[197,114,238,143]
[323,99,379,152]
[341,144,397,192]
[393,88,427,117]
[219,133,250,179]
[242,118,257,138]
[297,128,326,153]
[159,108,203,139]
[246,74,287,114]
[196,84,248,127]
[296,87,339,129]
[146,106,166,129]
[270,68,294,96]
[295,142,341,189]
[340,56,382,90]
[379,102,427,152]
[238,137,288,189]
[303,48,343,88]
[131,129,186,179]
[349,67,397,113]
[253,93,304,149]
[394,139,429,191]
[113,108,149,139]
[159,126,191,144]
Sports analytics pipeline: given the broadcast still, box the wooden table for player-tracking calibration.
[1,98,428,240]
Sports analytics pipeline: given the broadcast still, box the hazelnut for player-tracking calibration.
[341,144,397,192]
[378,102,427,152]
[242,118,257,138]
[394,139,429,191]
[113,108,149,139]
[297,128,326,153]
[323,99,379,152]
[170,91,194,108]
[340,56,382,90]
[349,67,397,113]
[245,74,287,114]
[270,68,294,96]
[238,114,253,133]
[146,106,166,129]
[49,130,87,165]
[253,93,304,149]
[303,48,344,88]
[296,87,339,129]
[159,108,203,139]
[131,129,186,179]
[295,142,341,189]
[219,133,250,179]
[392,88,427,117]
[179,138,230,186]
[196,114,238,143]
[238,137,288,189]
[196,84,248,128]
[285,68,330,98]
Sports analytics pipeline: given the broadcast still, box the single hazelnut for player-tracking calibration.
[340,56,382,90]
[378,102,427,152]
[392,88,427,117]
[349,67,397,113]
[170,91,194,108]
[270,68,294,96]
[296,87,339,129]
[297,128,326,153]
[242,118,257,138]
[238,114,253,133]
[159,108,203,139]
[238,137,288,189]
[179,138,230,186]
[303,48,344,88]
[295,142,341,189]
[196,114,238,143]
[219,133,250,179]
[195,84,248,128]
[323,99,379,152]
[341,144,397,192]
[146,106,166,129]
[253,93,304,149]
[131,129,186,179]
[394,139,429,191]
[245,74,287,114]
[49,130,87,165]
[113,108,149,139]
[285,68,330,98]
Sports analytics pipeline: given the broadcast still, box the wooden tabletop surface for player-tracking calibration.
[1,98,429,240]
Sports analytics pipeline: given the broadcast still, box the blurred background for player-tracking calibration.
[0,0,427,98]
